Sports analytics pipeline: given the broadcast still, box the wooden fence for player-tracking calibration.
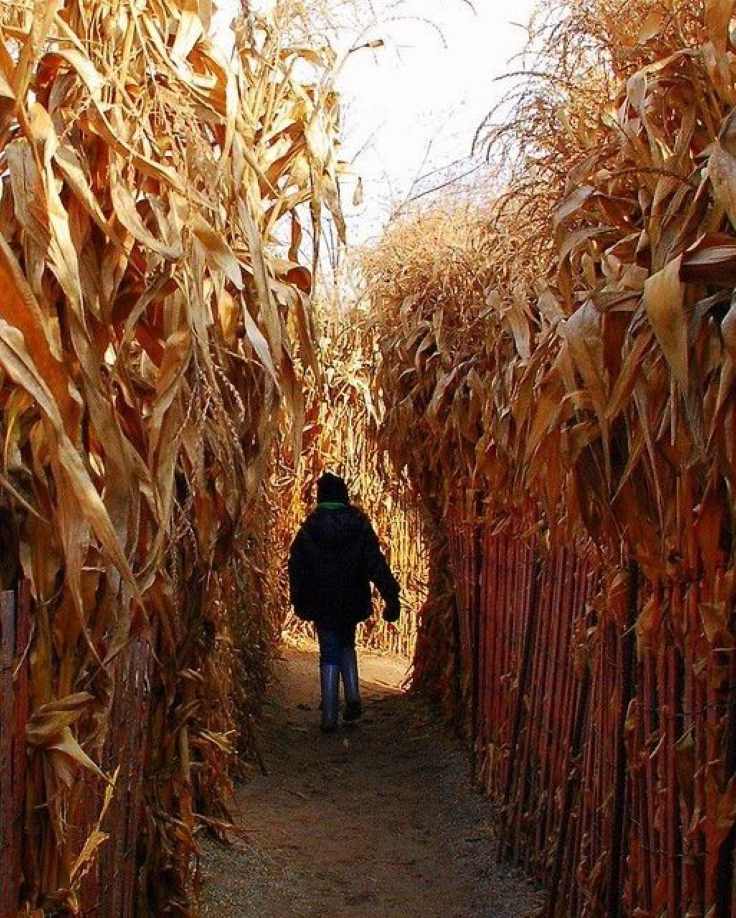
[1,587,29,917]
[446,517,736,917]
[0,584,154,917]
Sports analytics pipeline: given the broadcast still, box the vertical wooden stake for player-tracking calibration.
[607,560,639,917]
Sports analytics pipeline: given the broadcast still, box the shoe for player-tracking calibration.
[344,700,363,722]
[340,647,362,722]
[320,664,339,733]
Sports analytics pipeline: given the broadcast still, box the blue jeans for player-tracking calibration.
[316,623,357,667]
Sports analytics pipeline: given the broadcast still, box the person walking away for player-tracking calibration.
[288,472,401,733]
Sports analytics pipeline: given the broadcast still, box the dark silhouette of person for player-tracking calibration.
[288,472,401,732]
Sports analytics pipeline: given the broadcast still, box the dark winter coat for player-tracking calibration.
[288,504,400,629]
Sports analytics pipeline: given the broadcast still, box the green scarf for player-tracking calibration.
[317,501,348,511]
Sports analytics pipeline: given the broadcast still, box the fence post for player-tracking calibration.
[606,560,639,917]
[499,550,542,861]
[546,657,592,913]
[469,509,484,772]
[0,589,20,918]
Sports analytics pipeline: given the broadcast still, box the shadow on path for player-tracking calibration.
[200,645,541,917]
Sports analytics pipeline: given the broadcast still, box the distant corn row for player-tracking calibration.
[0,2,342,913]
[272,312,427,660]
[365,2,736,914]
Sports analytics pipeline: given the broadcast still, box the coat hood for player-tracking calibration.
[316,472,349,504]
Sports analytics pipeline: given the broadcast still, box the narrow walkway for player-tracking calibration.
[200,646,541,917]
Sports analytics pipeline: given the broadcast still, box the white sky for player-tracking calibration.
[212,0,538,242]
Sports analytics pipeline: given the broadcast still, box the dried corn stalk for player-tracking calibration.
[367,0,736,576]
[0,0,343,912]
[364,2,736,912]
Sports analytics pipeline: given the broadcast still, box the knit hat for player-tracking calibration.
[317,472,349,505]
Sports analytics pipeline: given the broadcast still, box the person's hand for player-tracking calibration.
[383,598,400,623]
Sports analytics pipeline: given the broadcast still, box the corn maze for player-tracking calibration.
[3,0,736,916]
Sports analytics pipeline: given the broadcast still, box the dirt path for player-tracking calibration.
[200,645,541,917]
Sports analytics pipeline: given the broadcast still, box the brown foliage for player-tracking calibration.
[0,0,342,911]
[364,1,736,913]
[367,0,736,576]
